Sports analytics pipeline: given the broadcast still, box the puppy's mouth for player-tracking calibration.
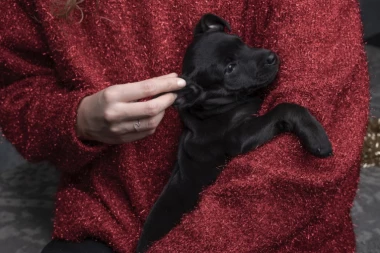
[257,73,278,86]
[251,68,279,90]
[229,72,278,96]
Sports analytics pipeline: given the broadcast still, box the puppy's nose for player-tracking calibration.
[266,53,277,65]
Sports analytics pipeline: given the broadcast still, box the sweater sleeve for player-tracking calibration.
[0,1,108,173]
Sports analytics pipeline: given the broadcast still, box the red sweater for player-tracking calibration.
[0,0,368,252]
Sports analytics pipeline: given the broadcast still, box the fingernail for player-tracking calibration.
[177,79,186,87]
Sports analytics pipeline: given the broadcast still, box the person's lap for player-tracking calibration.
[41,239,114,253]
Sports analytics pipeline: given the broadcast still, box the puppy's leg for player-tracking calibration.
[230,103,332,157]
[136,163,202,253]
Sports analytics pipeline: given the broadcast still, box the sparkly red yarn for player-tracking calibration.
[0,0,369,252]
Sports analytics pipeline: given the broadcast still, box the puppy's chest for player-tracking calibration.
[180,128,225,162]
[179,101,260,154]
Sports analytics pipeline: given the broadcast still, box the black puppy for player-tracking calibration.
[136,13,332,252]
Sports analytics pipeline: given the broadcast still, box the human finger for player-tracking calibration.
[154,72,178,79]
[103,130,156,144]
[109,111,165,134]
[111,77,185,102]
[104,93,176,122]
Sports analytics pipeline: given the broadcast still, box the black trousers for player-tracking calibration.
[41,239,114,253]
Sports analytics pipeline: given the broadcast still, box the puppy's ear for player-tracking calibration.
[173,78,204,109]
[194,13,231,36]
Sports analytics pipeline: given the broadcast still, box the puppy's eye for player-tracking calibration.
[225,63,236,74]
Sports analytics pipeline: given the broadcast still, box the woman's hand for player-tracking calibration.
[75,73,186,144]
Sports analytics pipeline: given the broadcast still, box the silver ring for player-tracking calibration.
[134,119,141,132]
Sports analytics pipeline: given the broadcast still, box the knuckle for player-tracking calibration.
[145,101,160,116]
[102,87,117,104]
[109,125,120,134]
[103,108,117,122]
[141,80,158,96]
[146,118,158,129]
[147,129,156,135]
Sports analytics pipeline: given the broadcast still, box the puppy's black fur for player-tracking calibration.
[136,14,332,253]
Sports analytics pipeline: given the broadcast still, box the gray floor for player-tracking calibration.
[352,45,380,253]
[368,45,380,118]
[1,47,380,253]
[0,161,57,253]
[359,0,380,40]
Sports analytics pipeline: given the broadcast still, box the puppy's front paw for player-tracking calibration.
[307,139,333,158]
[302,127,333,158]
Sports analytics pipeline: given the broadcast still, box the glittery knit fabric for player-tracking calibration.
[0,0,368,252]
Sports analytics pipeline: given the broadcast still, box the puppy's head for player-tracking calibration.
[174,13,279,109]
